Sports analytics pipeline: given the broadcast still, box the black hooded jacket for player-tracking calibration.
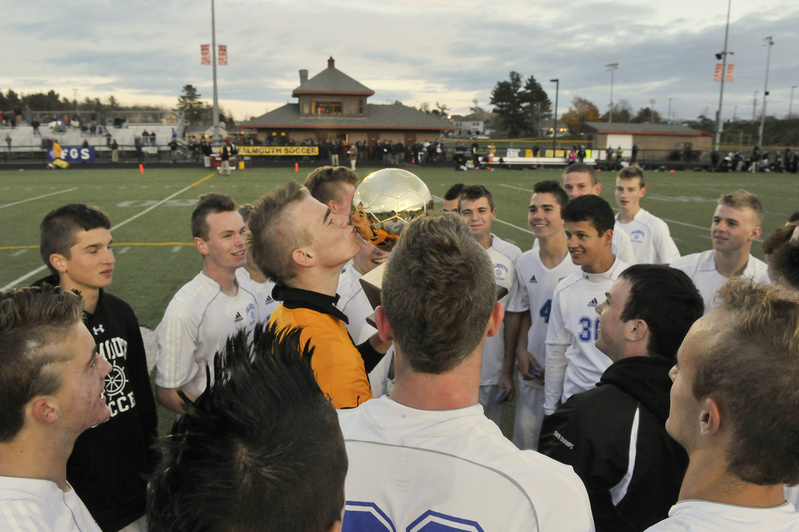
[539,356,688,532]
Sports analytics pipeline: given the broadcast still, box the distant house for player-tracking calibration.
[451,117,486,138]
[240,57,456,145]
[582,122,711,159]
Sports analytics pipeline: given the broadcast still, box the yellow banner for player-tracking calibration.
[237,146,319,156]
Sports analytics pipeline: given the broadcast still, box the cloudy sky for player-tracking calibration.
[3,0,798,124]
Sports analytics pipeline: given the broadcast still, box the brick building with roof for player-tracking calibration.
[240,57,456,146]
[582,122,712,161]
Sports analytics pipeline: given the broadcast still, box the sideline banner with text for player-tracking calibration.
[237,146,319,156]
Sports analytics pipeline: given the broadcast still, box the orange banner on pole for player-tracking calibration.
[218,45,227,66]
[714,63,722,81]
[726,64,734,82]
[201,44,210,65]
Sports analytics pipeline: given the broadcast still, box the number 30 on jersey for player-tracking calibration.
[578,316,600,343]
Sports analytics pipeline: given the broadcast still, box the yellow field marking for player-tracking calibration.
[2,174,215,290]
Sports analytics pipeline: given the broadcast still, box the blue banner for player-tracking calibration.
[49,146,96,163]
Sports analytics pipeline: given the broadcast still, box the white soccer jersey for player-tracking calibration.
[0,477,101,532]
[480,235,523,386]
[236,268,280,322]
[338,396,595,532]
[155,272,259,398]
[645,499,799,531]
[670,250,770,312]
[515,250,581,388]
[616,208,681,265]
[612,224,637,265]
[533,224,636,265]
[544,258,628,414]
[335,260,376,345]
[514,250,580,449]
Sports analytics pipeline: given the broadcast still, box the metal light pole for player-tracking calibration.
[606,63,618,123]
[790,86,798,118]
[752,91,758,121]
[550,79,559,155]
[668,98,673,122]
[713,0,732,153]
[650,99,656,123]
[758,36,774,147]
[211,0,220,145]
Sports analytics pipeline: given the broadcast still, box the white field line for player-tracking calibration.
[0,187,79,209]
[2,175,214,290]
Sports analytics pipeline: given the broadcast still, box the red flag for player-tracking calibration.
[201,44,210,65]
[713,63,722,82]
[218,45,227,66]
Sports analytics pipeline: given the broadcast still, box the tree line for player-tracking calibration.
[489,71,662,138]
[0,89,155,114]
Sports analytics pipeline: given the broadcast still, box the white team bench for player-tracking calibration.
[479,155,596,168]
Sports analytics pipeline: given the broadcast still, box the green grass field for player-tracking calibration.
[1,164,796,435]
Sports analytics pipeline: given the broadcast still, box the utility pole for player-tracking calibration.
[606,63,618,123]
[550,79,559,155]
[790,86,798,118]
[650,99,656,123]
[668,98,673,122]
[758,36,774,147]
[713,0,732,153]
[211,0,220,145]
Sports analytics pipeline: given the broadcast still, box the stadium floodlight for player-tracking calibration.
[606,63,619,123]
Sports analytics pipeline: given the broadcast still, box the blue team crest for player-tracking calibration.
[630,230,645,243]
[494,263,509,282]
[246,303,257,325]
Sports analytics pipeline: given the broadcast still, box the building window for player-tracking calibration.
[359,98,364,114]
[312,102,343,115]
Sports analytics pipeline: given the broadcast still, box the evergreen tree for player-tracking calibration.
[490,71,527,137]
[522,75,552,137]
[177,85,207,123]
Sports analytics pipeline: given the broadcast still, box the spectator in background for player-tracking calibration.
[168,138,178,164]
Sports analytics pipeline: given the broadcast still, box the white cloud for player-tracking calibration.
[1,0,797,121]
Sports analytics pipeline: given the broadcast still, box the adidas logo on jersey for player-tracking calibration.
[234,311,244,323]
[587,298,599,307]
[265,295,274,304]
[529,275,538,283]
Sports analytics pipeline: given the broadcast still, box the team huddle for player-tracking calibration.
[0,162,798,532]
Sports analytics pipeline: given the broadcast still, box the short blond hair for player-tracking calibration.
[303,166,358,206]
[694,279,799,485]
[248,182,311,285]
[718,189,763,225]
